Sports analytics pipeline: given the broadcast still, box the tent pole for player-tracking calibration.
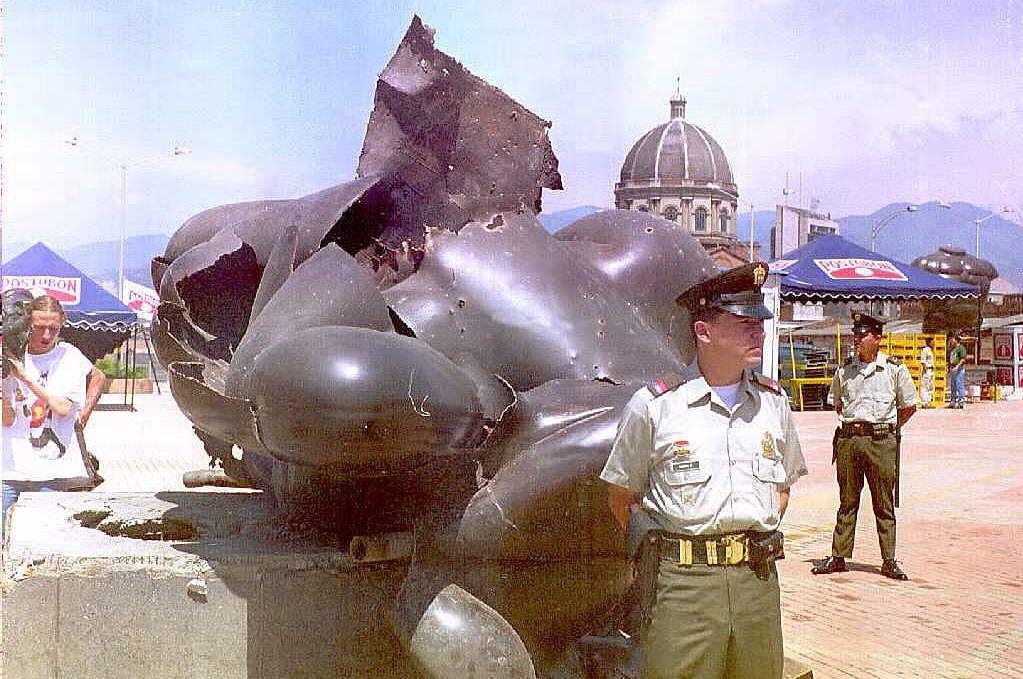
[128,325,137,411]
[141,328,162,395]
[835,317,841,365]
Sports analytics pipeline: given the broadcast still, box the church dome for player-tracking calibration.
[619,99,734,185]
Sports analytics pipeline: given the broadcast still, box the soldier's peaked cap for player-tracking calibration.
[675,262,773,320]
[851,311,884,335]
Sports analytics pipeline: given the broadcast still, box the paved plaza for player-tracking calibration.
[13,389,1023,677]
[779,400,1023,678]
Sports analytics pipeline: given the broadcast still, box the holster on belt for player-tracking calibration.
[622,511,660,635]
[747,530,785,581]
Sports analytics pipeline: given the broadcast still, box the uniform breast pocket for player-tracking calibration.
[752,454,787,485]
[662,456,711,487]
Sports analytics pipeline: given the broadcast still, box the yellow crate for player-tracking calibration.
[881,333,947,407]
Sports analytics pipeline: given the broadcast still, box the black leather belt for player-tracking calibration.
[839,421,895,437]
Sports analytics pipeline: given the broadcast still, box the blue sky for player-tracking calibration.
[4,1,1022,249]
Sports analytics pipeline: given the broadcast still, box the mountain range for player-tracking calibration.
[5,200,1020,290]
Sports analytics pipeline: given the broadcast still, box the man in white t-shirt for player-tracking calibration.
[2,295,95,541]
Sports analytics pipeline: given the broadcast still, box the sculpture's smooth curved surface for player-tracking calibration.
[405,584,537,679]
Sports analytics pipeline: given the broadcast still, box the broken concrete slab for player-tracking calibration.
[2,492,418,679]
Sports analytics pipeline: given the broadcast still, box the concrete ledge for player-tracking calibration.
[2,492,417,679]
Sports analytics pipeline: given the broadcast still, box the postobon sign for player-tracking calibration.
[122,279,160,321]
[813,258,909,281]
[1,276,82,305]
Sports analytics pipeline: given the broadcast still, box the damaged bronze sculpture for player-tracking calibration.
[152,16,717,677]
[2,288,34,377]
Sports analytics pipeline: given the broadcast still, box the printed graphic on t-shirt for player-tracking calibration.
[27,370,65,459]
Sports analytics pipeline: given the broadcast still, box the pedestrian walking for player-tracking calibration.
[812,312,918,580]
[947,333,967,408]
[601,262,808,679]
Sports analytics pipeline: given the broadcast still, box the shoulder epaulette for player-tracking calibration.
[646,373,686,397]
[753,372,783,395]
[886,356,902,366]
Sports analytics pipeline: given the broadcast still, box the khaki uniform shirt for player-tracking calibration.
[919,346,934,370]
[831,350,918,424]
[600,363,807,536]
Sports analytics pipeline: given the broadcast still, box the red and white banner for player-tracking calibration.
[121,279,160,322]
[813,258,908,281]
[993,333,1014,363]
[1,275,82,305]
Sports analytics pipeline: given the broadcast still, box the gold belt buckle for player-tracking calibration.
[720,534,746,565]
[677,538,693,566]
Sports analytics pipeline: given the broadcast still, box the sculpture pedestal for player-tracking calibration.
[1,492,416,679]
[2,492,814,679]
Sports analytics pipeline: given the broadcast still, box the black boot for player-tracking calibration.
[811,556,848,575]
[881,560,908,580]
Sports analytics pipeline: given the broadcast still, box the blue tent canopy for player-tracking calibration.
[2,242,138,331]
[770,234,978,301]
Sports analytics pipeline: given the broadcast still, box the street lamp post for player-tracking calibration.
[870,205,918,252]
[65,137,190,297]
[973,208,1015,258]
[707,183,755,262]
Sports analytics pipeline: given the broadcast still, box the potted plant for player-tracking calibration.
[96,356,154,394]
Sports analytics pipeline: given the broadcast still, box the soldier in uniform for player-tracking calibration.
[601,262,808,679]
[812,312,917,580]
[918,337,935,407]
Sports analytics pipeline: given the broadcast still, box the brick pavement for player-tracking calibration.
[84,390,212,492]
[779,400,1023,678]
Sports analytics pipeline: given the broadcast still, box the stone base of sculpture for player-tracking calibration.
[2,492,813,679]
[2,492,417,679]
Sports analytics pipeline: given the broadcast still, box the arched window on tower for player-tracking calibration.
[719,208,730,234]
[663,205,678,222]
[694,207,708,232]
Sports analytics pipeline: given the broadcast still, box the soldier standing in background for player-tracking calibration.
[601,262,807,679]
[812,312,917,580]
[918,337,935,407]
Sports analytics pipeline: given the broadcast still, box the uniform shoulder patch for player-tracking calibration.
[646,373,686,397]
[754,372,783,395]
[886,356,902,366]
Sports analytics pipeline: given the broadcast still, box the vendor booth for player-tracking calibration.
[2,242,145,409]
[769,235,978,408]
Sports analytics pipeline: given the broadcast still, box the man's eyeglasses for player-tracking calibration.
[31,324,63,334]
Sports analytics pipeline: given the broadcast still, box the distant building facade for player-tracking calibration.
[771,205,839,259]
[614,96,757,266]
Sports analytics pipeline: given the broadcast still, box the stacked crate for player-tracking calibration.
[880,333,947,407]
